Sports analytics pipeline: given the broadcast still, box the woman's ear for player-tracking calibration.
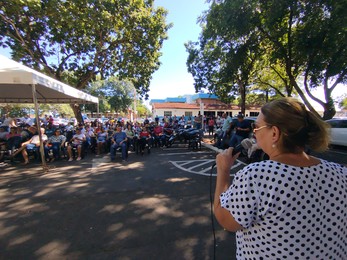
[271,125,281,143]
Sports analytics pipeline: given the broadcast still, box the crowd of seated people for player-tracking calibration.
[0,116,165,165]
[1,114,224,166]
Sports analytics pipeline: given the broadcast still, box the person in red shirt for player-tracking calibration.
[208,116,215,136]
[153,124,163,147]
[48,115,54,125]
[139,126,151,155]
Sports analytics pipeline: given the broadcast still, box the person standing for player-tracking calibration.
[228,114,251,148]
[215,113,232,148]
[208,116,215,136]
[214,97,347,259]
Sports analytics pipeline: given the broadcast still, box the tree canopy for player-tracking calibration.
[85,77,134,114]
[0,0,170,121]
[186,0,347,119]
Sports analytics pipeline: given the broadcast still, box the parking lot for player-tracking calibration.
[1,139,346,259]
[0,143,239,260]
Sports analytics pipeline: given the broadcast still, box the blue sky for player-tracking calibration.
[149,0,209,100]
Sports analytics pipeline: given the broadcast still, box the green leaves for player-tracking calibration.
[186,0,347,119]
[86,77,134,114]
[0,0,170,97]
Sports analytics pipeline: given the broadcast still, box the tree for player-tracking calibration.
[136,101,151,118]
[85,77,134,114]
[186,0,264,115]
[189,0,347,119]
[255,0,347,119]
[338,96,347,110]
[0,0,170,122]
[0,104,29,118]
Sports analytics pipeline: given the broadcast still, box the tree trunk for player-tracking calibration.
[322,97,336,120]
[70,104,83,124]
[239,81,246,116]
[287,74,322,118]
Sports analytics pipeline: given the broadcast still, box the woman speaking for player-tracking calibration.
[214,97,346,259]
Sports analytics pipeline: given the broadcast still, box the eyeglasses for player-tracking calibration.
[252,124,271,133]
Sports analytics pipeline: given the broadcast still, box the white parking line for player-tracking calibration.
[158,151,215,156]
[187,160,214,171]
[180,161,196,166]
[170,160,214,176]
[169,159,245,177]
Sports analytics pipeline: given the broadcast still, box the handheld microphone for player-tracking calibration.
[231,143,244,156]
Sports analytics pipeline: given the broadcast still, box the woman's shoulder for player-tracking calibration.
[316,159,346,174]
[240,159,346,178]
[236,160,295,180]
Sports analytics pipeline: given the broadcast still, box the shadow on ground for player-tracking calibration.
[0,149,236,259]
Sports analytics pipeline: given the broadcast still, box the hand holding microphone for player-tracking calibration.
[216,147,240,174]
[215,141,254,171]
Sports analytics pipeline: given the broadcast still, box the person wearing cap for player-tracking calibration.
[67,128,86,161]
[45,121,56,138]
[228,114,251,148]
[45,128,66,162]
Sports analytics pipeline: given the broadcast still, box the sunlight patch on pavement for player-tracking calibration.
[35,240,71,258]
[8,234,33,247]
[165,177,191,183]
[99,204,125,214]
[91,156,145,172]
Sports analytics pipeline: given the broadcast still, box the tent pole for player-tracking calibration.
[31,84,48,172]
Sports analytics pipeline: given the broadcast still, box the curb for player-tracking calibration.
[201,141,223,154]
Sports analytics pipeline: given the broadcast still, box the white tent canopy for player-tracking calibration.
[0,55,98,104]
[0,55,98,172]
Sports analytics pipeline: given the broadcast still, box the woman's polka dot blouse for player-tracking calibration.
[220,159,347,259]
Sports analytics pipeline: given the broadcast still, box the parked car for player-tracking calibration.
[53,118,69,126]
[325,118,347,146]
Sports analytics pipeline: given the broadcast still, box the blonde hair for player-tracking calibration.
[261,97,330,153]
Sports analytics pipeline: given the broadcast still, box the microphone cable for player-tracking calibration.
[209,147,241,260]
[210,161,217,260]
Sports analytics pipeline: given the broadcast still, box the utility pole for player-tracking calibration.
[133,88,137,121]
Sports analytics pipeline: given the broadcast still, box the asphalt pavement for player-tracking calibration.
[0,144,236,260]
[1,140,345,260]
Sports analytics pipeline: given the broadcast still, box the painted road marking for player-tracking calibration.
[169,159,246,177]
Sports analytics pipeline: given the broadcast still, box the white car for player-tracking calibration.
[326,118,347,146]
[53,118,69,126]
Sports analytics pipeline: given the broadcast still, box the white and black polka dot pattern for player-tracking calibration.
[220,159,347,259]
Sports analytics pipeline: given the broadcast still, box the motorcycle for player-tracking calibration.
[161,127,175,148]
[176,128,203,150]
